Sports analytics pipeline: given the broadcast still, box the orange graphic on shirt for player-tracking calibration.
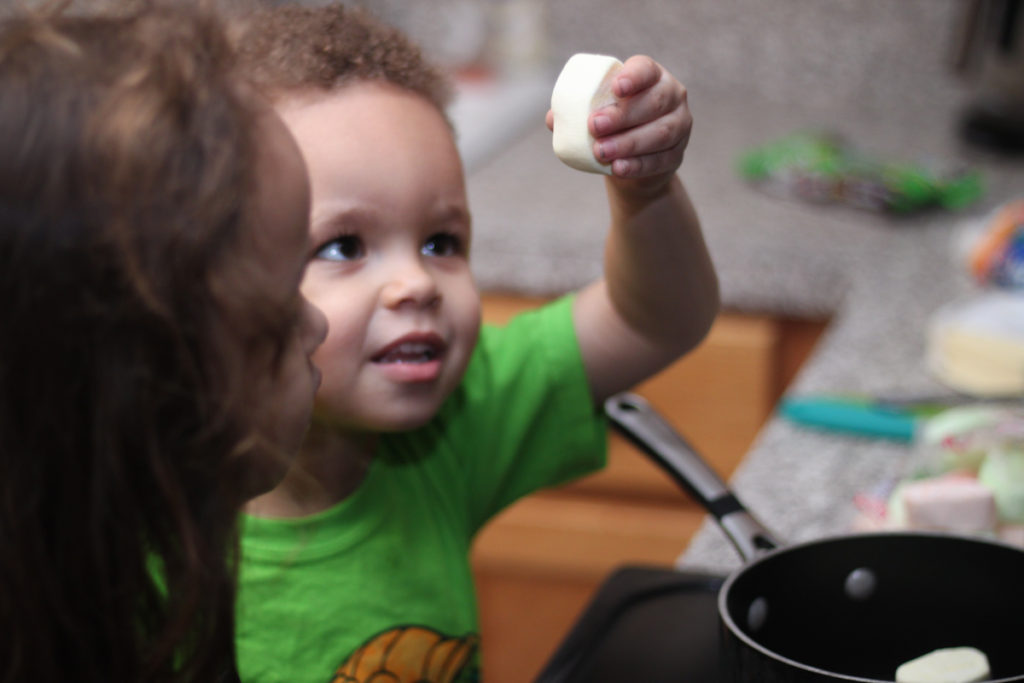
[331,625,479,683]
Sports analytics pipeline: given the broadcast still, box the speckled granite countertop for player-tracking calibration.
[463,89,1024,575]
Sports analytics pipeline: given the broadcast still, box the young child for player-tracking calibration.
[0,4,325,681]
[232,5,718,682]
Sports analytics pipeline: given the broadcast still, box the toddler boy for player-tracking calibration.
[232,5,718,682]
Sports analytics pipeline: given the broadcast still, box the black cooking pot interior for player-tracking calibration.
[721,532,1024,681]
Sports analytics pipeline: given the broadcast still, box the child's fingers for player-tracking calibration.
[594,104,691,170]
[612,55,661,99]
[545,108,554,132]
[609,138,687,178]
[591,66,687,138]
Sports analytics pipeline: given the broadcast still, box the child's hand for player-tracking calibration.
[546,55,691,185]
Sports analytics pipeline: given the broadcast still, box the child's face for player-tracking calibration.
[244,109,328,494]
[279,83,481,433]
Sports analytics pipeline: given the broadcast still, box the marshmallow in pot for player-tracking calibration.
[895,646,990,682]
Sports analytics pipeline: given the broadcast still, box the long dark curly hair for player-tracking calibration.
[0,3,292,681]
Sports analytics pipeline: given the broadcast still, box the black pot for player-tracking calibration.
[605,393,1024,682]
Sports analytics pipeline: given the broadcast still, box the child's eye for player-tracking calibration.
[422,232,462,258]
[316,235,364,261]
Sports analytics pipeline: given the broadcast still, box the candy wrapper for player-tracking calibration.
[963,199,1024,290]
[738,131,984,214]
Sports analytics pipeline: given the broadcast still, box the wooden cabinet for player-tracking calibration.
[471,293,826,682]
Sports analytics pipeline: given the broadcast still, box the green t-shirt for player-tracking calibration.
[236,295,607,683]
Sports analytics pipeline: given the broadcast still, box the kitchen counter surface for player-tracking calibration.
[463,88,1024,574]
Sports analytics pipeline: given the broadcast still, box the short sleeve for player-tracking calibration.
[442,294,608,533]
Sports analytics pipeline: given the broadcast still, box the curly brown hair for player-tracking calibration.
[230,3,451,113]
[0,3,296,681]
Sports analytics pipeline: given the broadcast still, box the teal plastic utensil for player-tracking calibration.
[779,396,919,442]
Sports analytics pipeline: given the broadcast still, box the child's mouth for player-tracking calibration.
[372,342,438,364]
[371,334,446,383]
[371,333,446,364]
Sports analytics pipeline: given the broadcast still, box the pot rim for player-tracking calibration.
[716,530,1024,682]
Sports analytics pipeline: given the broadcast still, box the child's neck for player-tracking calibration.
[245,425,375,519]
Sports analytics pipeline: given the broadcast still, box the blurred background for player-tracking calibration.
[283,0,1024,153]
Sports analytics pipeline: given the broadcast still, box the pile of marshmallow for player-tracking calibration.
[854,405,1024,545]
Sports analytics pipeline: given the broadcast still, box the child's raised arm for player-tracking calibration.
[549,55,720,403]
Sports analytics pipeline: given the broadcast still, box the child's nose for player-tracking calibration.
[380,258,440,310]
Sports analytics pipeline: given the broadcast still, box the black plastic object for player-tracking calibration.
[533,566,724,683]
[960,105,1024,154]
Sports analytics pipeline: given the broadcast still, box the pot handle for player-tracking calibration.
[605,392,781,563]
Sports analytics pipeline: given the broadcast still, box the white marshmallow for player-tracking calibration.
[895,646,990,682]
[550,53,623,174]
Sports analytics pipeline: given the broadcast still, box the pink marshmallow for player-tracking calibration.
[901,474,997,534]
